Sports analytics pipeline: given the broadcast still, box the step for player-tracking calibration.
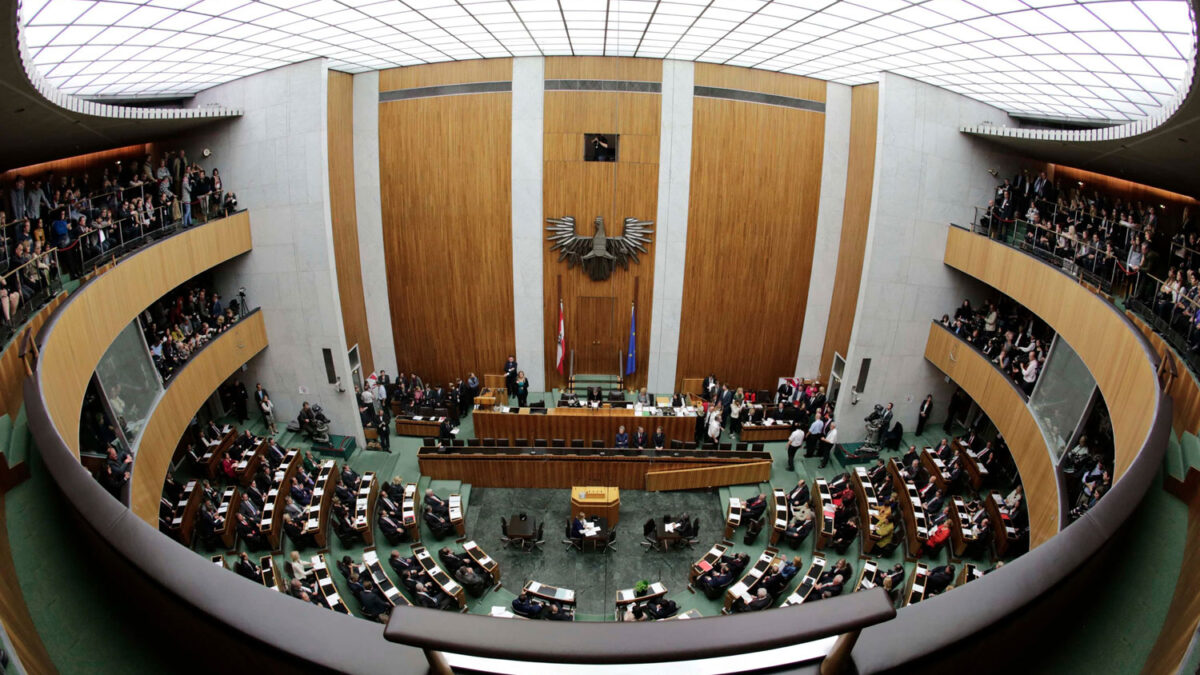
[0,415,12,464]
[7,407,29,467]
[1166,433,1186,481]
[1182,433,1200,475]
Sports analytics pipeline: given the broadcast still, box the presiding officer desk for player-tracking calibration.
[473,405,697,446]
[418,444,772,490]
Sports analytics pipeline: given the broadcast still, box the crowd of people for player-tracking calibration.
[0,150,238,333]
[140,283,244,380]
[940,296,1051,395]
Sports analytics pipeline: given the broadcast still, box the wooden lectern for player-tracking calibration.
[571,486,620,526]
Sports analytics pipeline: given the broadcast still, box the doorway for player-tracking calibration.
[577,296,616,374]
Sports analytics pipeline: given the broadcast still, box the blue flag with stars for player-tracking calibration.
[625,303,637,375]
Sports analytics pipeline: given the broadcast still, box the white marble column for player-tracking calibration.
[511,57,547,391]
[647,60,694,394]
[794,82,851,378]
[352,70,397,375]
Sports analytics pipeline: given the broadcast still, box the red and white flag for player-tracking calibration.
[556,300,567,374]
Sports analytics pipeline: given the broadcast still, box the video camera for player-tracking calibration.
[864,403,885,423]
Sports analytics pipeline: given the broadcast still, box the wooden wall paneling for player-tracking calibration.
[0,143,152,183]
[418,453,766,490]
[130,312,268,524]
[820,83,878,380]
[37,212,253,458]
[1127,311,1200,437]
[1142,492,1200,675]
[694,63,826,102]
[675,97,826,390]
[542,87,661,390]
[644,462,772,491]
[943,228,1160,480]
[379,89,516,386]
[924,323,1057,547]
[472,410,693,445]
[327,71,373,375]
[544,57,662,82]
[378,59,514,91]
[1046,164,1197,232]
[0,292,66,418]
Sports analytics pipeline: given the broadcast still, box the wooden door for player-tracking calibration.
[577,296,615,374]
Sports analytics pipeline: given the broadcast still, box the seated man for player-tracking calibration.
[234,552,260,581]
[340,463,360,490]
[813,574,844,600]
[783,513,815,549]
[545,603,573,621]
[614,425,629,448]
[413,582,451,610]
[831,517,858,554]
[926,564,955,595]
[643,597,678,619]
[388,550,418,576]
[901,445,920,467]
[290,476,313,506]
[742,493,768,520]
[455,561,491,597]
[195,502,222,544]
[289,578,319,603]
[424,505,455,539]
[379,510,407,545]
[933,438,953,462]
[725,552,751,576]
[235,513,267,551]
[760,565,788,597]
[787,480,810,510]
[438,547,469,575]
[511,592,545,619]
[734,588,772,612]
[424,489,449,515]
[282,513,314,549]
[695,563,734,593]
[821,559,853,585]
[358,581,391,622]
[924,489,946,515]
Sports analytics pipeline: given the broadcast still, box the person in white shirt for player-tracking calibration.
[818,422,837,469]
[289,550,315,584]
[1021,357,1039,395]
[786,426,805,471]
[707,409,723,446]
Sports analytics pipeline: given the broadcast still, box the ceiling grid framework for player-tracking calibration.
[16,0,1198,123]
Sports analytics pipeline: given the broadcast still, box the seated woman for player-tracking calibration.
[614,425,629,448]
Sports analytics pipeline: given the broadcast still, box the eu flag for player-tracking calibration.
[625,303,637,375]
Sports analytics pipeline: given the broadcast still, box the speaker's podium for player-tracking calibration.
[571,486,620,526]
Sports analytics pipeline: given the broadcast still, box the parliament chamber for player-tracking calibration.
[0,1,1199,673]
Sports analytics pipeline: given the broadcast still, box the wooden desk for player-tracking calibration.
[167,479,201,546]
[985,490,1020,558]
[769,488,789,545]
[957,440,989,490]
[401,483,420,542]
[353,472,379,545]
[215,486,240,549]
[259,555,283,592]
[782,553,826,606]
[394,416,442,437]
[232,438,266,486]
[905,563,930,605]
[311,554,351,614]
[888,459,930,560]
[854,559,881,592]
[473,408,695,445]
[199,428,235,479]
[724,548,780,612]
[363,549,412,607]
[463,540,500,585]
[920,449,951,492]
[260,448,300,551]
[724,498,742,539]
[523,580,576,606]
[948,496,979,559]
[571,486,620,526]
[740,424,793,442]
[851,467,882,555]
[448,493,465,536]
[301,460,337,548]
[958,563,984,587]
[691,542,728,584]
[813,478,835,549]
[413,545,467,610]
[680,378,704,397]
[615,582,667,620]
[666,609,702,620]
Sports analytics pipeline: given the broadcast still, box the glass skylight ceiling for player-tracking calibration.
[18,0,1197,123]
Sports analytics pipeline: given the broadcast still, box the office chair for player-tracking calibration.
[670,440,683,450]
[563,517,582,552]
[534,439,548,447]
[684,441,697,450]
[422,438,436,447]
[719,442,732,451]
[752,443,764,453]
[551,439,565,447]
[734,442,746,451]
[685,518,700,548]
[603,528,617,553]
[571,439,584,448]
[591,439,604,448]
[452,439,465,447]
[482,438,495,447]
[515,438,528,447]
[531,523,545,551]
[500,517,514,549]
[639,519,658,551]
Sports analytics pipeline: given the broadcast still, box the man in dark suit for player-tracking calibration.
[234,552,260,581]
[511,592,544,618]
[236,513,266,550]
[879,402,894,432]
[787,480,810,509]
[633,426,649,449]
[719,385,734,428]
[831,517,858,554]
[424,489,449,515]
[783,514,814,549]
[546,604,572,621]
[760,566,787,597]
[504,356,518,397]
[424,506,454,539]
[735,588,772,612]
[652,426,666,450]
[359,581,390,621]
[455,564,490,597]
[777,380,794,404]
[743,493,767,520]
[695,564,733,592]
[927,564,955,595]
[379,511,405,544]
[239,495,261,523]
[916,395,933,435]
[814,575,844,600]
[414,582,448,610]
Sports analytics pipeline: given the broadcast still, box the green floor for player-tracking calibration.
[3,387,1192,673]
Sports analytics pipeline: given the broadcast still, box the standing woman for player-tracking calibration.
[730,388,746,437]
[261,395,279,436]
[916,394,933,436]
[515,371,529,407]
[707,409,723,447]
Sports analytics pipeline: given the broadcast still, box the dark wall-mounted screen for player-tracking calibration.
[584,133,618,162]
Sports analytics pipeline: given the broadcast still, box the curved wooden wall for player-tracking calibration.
[924,323,1057,546]
[0,292,67,419]
[36,212,252,459]
[943,227,1159,479]
[1127,311,1200,438]
[130,311,267,524]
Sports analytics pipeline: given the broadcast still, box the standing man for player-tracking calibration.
[818,422,837,469]
[805,415,825,458]
[786,424,805,472]
[777,379,794,404]
[916,394,933,436]
[233,380,249,423]
[504,356,518,398]
[719,384,733,429]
